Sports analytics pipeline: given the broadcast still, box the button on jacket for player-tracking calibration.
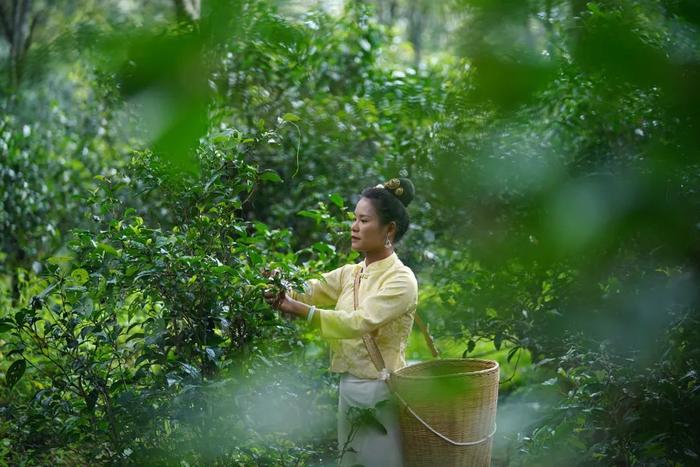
[288,251,418,379]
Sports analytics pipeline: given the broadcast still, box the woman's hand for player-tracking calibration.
[263,286,285,309]
[261,268,310,320]
[262,267,285,309]
[276,294,298,315]
[264,291,306,321]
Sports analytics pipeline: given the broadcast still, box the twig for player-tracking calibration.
[287,120,302,178]
[499,347,522,385]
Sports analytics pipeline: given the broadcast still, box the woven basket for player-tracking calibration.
[390,358,499,467]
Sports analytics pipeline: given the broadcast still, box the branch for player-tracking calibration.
[0,1,13,42]
[499,347,522,385]
[22,9,38,57]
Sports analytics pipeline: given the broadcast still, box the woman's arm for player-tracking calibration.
[287,264,346,308]
[285,269,418,339]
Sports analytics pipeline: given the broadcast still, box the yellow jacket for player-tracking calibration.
[288,251,418,379]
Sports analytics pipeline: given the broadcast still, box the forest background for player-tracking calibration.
[1,0,699,465]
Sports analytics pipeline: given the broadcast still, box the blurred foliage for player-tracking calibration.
[0,0,699,465]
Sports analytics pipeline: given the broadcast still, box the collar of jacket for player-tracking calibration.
[358,251,398,278]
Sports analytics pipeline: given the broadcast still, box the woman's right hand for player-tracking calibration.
[262,268,285,309]
[263,286,285,309]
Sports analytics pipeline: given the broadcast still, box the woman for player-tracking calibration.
[264,177,417,467]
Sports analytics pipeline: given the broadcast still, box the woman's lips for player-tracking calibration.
[351,236,360,241]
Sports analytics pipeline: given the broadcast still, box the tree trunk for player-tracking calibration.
[8,234,26,308]
[407,0,428,68]
[0,0,39,89]
[376,0,399,26]
[173,0,200,23]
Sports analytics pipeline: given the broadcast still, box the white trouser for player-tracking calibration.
[337,372,404,467]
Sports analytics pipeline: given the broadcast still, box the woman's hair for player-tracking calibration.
[360,177,415,244]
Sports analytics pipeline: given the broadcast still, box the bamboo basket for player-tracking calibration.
[390,358,499,467]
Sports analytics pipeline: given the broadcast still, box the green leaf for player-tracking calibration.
[357,409,387,434]
[6,347,24,358]
[6,359,26,389]
[329,193,344,207]
[494,332,503,351]
[297,210,321,224]
[97,242,120,256]
[0,318,14,333]
[248,250,262,266]
[212,265,234,274]
[126,332,145,343]
[312,242,336,255]
[14,310,28,325]
[70,268,90,285]
[463,339,476,358]
[134,269,156,281]
[260,170,283,183]
[180,362,201,379]
[257,354,273,367]
[47,255,73,265]
[35,282,58,300]
[366,416,387,434]
[77,297,94,317]
[507,346,520,363]
[282,113,300,122]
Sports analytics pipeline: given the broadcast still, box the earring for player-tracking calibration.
[385,235,392,248]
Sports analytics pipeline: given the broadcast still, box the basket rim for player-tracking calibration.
[392,357,499,380]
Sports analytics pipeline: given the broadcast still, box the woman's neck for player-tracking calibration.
[363,248,393,268]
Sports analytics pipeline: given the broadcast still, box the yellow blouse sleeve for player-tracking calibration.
[317,269,417,339]
[287,265,346,308]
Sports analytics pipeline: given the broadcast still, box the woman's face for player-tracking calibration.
[350,197,395,252]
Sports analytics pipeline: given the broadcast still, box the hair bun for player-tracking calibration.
[383,177,415,207]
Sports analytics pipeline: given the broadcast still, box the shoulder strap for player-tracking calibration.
[354,266,386,373]
[413,310,440,358]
